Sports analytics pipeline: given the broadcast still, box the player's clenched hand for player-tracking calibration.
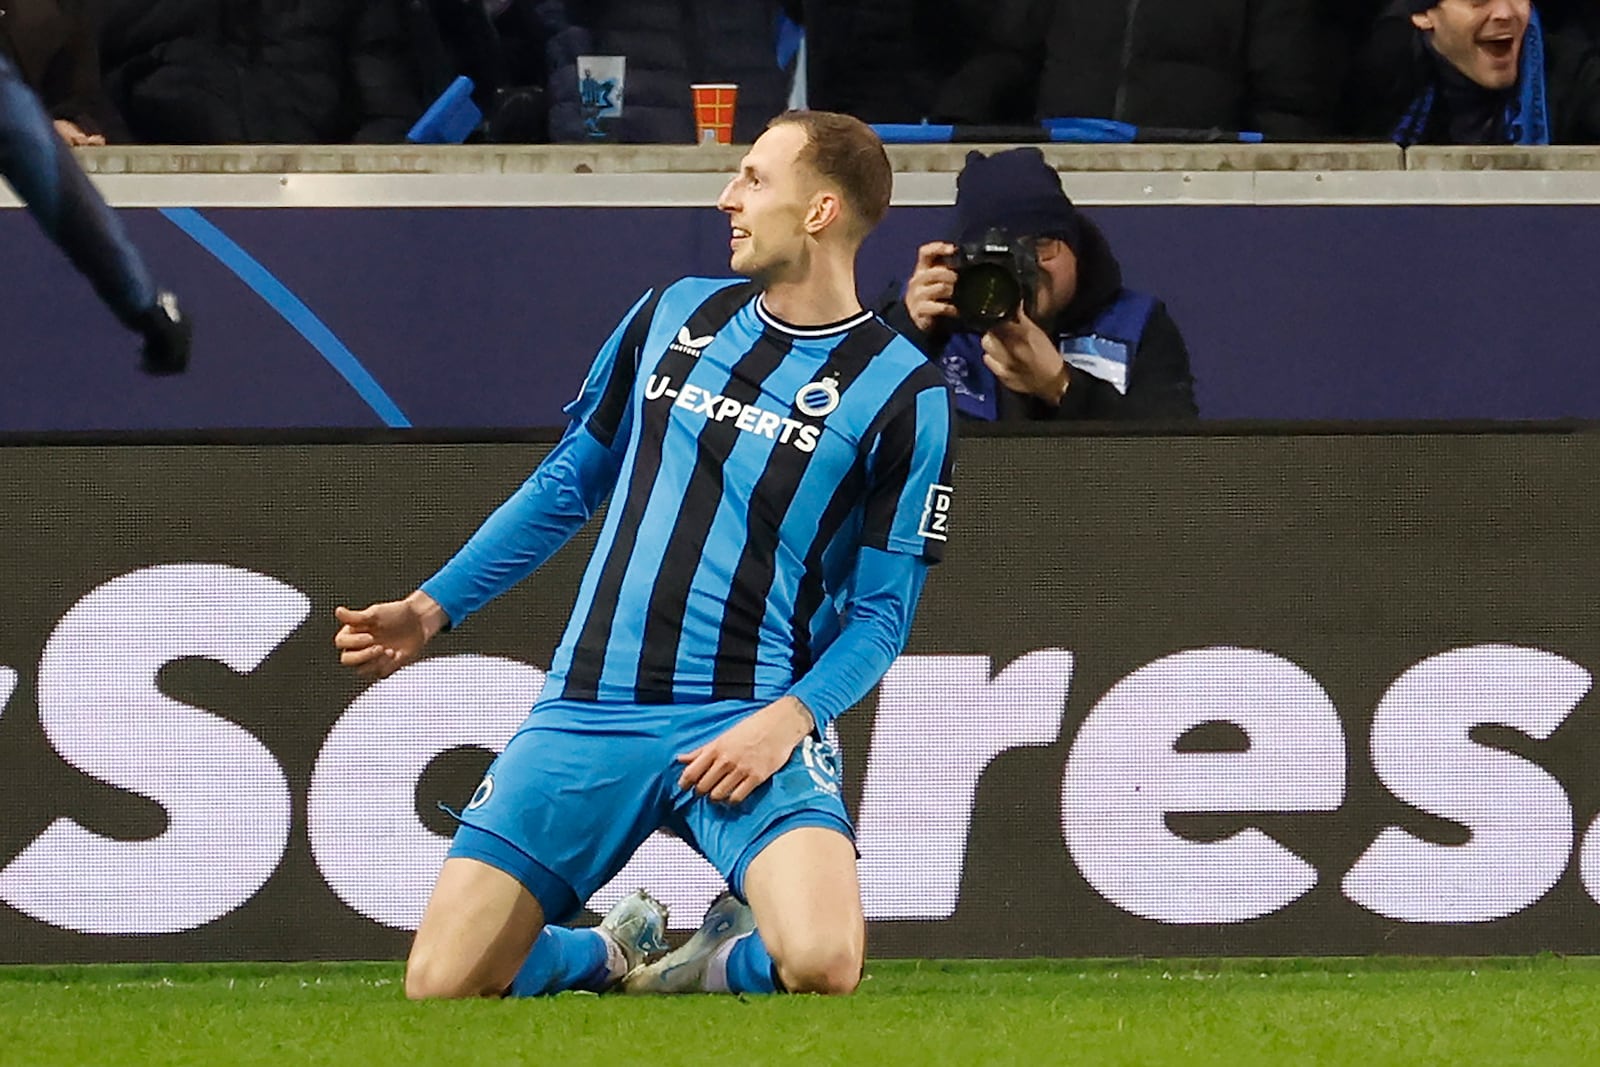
[676,696,814,805]
[333,590,447,681]
[905,242,959,336]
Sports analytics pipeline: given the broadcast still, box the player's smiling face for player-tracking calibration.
[1413,0,1529,91]
[716,123,817,281]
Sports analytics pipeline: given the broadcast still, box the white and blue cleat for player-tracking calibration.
[597,889,671,982]
[622,891,754,994]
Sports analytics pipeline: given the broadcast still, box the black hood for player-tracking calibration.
[1053,213,1125,334]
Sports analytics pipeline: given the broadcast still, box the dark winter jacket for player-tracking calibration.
[777,0,983,123]
[537,0,789,144]
[1347,10,1600,144]
[882,217,1199,421]
[99,0,424,144]
[933,0,1337,140]
[421,0,547,100]
[1538,0,1600,43]
[0,0,122,137]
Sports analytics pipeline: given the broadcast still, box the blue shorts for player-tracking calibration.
[446,697,852,924]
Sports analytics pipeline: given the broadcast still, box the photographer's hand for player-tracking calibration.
[905,242,960,335]
[982,312,1070,405]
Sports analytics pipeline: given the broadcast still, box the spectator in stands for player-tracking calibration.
[882,148,1198,422]
[930,0,1337,140]
[535,0,790,143]
[1349,0,1600,145]
[1536,0,1600,43]
[776,0,982,124]
[416,0,550,141]
[98,0,424,143]
[1325,0,1390,99]
[0,0,123,144]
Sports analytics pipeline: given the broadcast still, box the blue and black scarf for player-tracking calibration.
[1393,8,1550,146]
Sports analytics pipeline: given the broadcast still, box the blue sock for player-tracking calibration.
[507,926,611,997]
[724,931,780,995]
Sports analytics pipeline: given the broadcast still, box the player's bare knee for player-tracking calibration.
[404,971,495,1000]
[404,963,438,1000]
[776,945,863,996]
[781,962,860,996]
[403,956,452,1000]
[404,951,497,1000]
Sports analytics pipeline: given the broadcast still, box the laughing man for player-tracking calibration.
[1350,0,1600,144]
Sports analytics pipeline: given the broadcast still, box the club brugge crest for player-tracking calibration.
[795,375,841,418]
[801,736,841,796]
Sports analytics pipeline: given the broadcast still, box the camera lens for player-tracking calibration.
[952,262,1023,330]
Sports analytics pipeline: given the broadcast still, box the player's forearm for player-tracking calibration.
[787,548,928,732]
[0,57,157,324]
[421,425,619,627]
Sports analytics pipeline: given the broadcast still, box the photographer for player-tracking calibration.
[884,148,1197,421]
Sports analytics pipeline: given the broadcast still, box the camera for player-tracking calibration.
[950,228,1040,331]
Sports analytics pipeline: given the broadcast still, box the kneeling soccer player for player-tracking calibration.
[334,109,955,998]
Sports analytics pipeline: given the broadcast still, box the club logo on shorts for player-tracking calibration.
[466,773,494,811]
[795,375,841,418]
[801,737,841,796]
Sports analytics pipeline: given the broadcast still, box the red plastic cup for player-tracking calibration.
[691,83,739,145]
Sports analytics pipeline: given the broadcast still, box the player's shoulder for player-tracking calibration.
[846,320,952,443]
[869,317,950,396]
[654,276,759,320]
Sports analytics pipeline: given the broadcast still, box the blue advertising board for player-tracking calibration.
[4,198,1598,430]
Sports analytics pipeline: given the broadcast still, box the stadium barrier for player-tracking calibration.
[7,145,1600,430]
[4,424,1600,962]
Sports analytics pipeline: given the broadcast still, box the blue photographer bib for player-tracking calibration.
[939,289,1157,420]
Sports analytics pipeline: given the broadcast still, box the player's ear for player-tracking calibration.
[805,191,842,236]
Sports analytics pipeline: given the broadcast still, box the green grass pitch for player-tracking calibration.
[4,958,1600,1066]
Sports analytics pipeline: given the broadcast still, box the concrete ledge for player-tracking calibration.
[1405,145,1600,170]
[892,142,1405,173]
[71,142,1600,176]
[77,144,749,176]
[73,142,1406,176]
[31,142,1600,206]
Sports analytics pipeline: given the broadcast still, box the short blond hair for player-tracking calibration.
[767,110,892,236]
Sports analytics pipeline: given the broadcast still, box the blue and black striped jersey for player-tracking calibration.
[424,276,956,708]
[548,277,955,706]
